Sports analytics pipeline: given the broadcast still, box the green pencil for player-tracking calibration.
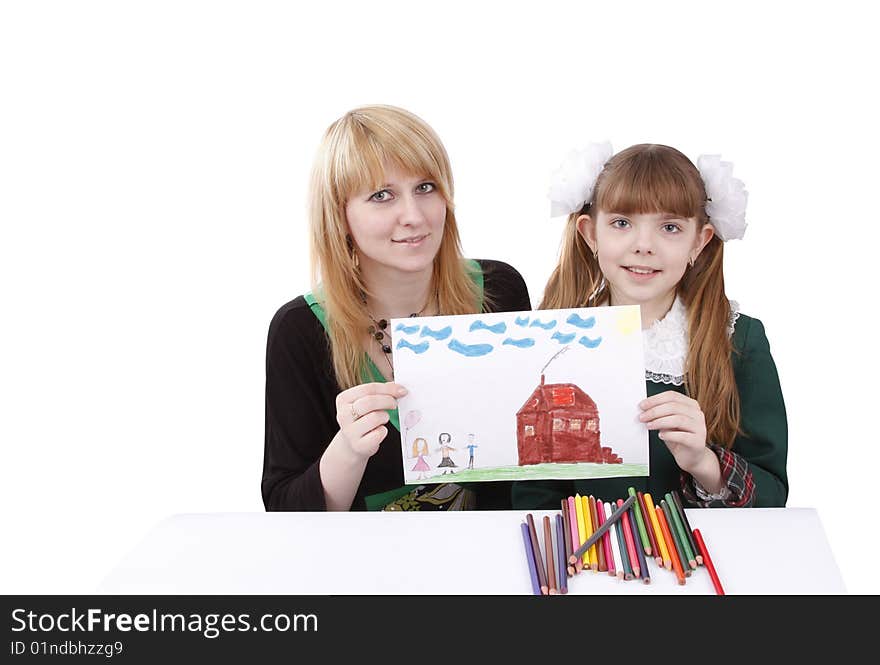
[664,493,696,570]
[628,487,652,556]
[660,499,690,577]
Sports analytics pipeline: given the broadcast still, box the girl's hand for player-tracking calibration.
[335,382,407,459]
[638,391,710,473]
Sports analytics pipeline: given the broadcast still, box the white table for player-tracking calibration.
[97,508,845,594]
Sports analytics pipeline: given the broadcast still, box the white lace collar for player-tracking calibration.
[642,295,740,386]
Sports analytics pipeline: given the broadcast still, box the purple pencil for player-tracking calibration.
[521,522,541,595]
[556,514,568,594]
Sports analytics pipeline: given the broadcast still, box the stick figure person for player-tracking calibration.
[436,432,458,475]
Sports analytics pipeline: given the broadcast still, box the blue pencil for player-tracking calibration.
[555,514,568,594]
[629,506,651,584]
[521,522,542,595]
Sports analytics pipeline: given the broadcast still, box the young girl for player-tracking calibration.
[262,105,531,511]
[513,143,787,509]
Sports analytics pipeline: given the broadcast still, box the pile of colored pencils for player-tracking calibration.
[520,488,724,595]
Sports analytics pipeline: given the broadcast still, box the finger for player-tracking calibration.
[639,401,701,423]
[656,430,695,446]
[358,425,389,455]
[352,394,400,418]
[643,414,696,432]
[348,410,390,438]
[340,382,408,405]
[639,391,695,410]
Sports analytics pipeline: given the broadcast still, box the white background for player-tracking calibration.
[1,1,877,594]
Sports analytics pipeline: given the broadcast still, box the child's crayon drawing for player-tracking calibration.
[391,306,649,484]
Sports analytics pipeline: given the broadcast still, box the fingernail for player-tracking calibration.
[396,386,408,396]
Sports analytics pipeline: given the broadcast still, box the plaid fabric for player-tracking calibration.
[680,443,755,508]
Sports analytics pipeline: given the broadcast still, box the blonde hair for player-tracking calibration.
[541,144,741,447]
[412,437,429,457]
[308,105,481,390]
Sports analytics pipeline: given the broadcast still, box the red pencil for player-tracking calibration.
[693,529,725,595]
[617,499,640,578]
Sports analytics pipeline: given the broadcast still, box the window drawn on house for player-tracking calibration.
[570,419,582,431]
[586,418,598,432]
[524,425,535,437]
[552,418,565,431]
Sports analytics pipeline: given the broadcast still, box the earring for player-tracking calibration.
[689,255,696,268]
[352,248,360,269]
[592,249,599,260]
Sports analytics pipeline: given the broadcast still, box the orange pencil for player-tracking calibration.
[617,499,640,578]
[656,505,685,585]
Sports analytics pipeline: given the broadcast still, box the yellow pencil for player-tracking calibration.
[644,493,671,569]
[574,493,588,567]
[582,495,597,571]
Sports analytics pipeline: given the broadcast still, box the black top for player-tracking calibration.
[262,259,532,511]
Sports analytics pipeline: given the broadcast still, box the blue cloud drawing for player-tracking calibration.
[551,331,576,344]
[397,339,430,354]
[420,325,452,340]
[515,316,530,327]
[395,323,420,334]
[502,337,535,348]
[529,318,557,330]
[448,339,493,357]
[469,320,507,334]
[579,335,603,349]
[567,313,596,329]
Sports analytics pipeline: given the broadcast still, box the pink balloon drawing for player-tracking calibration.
[404,410,421,451]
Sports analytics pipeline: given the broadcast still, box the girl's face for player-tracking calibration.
[579,210,714,312]
[345,165,446,279]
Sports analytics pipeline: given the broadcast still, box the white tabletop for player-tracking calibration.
[97,508,845,594]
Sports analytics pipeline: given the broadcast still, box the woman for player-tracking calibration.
[262,105,531,511]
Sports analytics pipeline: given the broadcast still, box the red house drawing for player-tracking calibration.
[516,375,623,466]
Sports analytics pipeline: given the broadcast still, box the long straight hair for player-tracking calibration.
[541,144,741,447]
[308,105,481,390]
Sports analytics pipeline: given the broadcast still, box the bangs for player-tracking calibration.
[327,111,452,203]
[595,145,705,219]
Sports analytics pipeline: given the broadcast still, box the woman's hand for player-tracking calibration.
[638,391,710,473]
[334,382,407,459]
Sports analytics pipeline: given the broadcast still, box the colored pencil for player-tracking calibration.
[556,514,568,594]
[561,499,574,576]
[583,495,597,571]
[665,493,697,570]
[575,493,588,568]
[594,498,607,572]
[671,490,702,566]
[637,490,662,566]
[525,513,549,594]
[615,516,633,580]
[568,495,636,564]
[693,528,724,595]
[629,506,651,584]
[596,499,613,575]
[627,487,652,556]
[544,516,557,594]
[589,495,602,571]
[521,522,542,595]
[618,499,639,578]
[605,502,623,578]
[660,500,690,578]
[645,493,671,569]
[655,505,686,585]
[567,496,582,573]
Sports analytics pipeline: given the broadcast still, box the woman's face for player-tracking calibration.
[345,165,446,279]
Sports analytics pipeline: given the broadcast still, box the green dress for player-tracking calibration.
[511,309,788,509]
